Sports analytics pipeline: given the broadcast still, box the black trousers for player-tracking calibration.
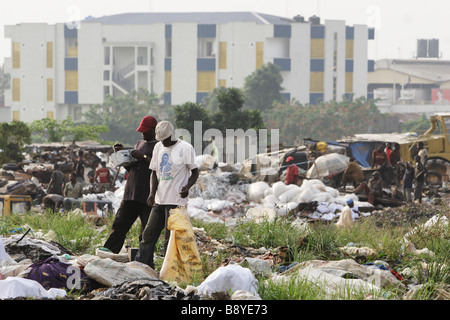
[103,200,151,254]
[135,204,177,269]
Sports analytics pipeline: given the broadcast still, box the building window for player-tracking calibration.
[65,38,78,58]
[166,39,172,58]
[198,39,215,58]
[104,47,111,65]
[137,47,148,65]
[103,70,110,81]
[103,85,110,97]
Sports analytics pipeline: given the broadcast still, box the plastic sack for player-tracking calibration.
[272,181,287,198]
[196,154,216,170]
[306,154,349,179]
[27,256,91,292]
[84,258,158,287]
[336,206,354,228]
[95,247,129,263]
[247,181,270,202]
[0,277,66,299]
[159,207,202,283]
[246,206,277,222]
[196,264,259,297]
[278,185,301,203]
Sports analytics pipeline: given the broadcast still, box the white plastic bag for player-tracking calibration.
[272,181,287,198]
[196,264,259,297]
[0,277,66,299]
[247,181,270,202]
[336,206,354,228]
[246,206,277,222]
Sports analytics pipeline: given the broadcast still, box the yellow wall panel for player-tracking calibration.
[12,111,20,121]
[47,78,53,101]
[256,42,264,69]
[310,39,324,59]
[345,72,353,93]
[197,71,216,92]
[310,72,324,93]
[47,111,54,120]
[219,42,227,69]
[165,71,172,92]
[12,78,20,101]
[12,42,20,69]
[218,79,226,88]
[65,71,78,91]
[346,40,354,59]
[67,46,78,58]
[47,42,53,68]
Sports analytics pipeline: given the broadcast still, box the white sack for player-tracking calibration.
[0,277,67,299]
[84,258,158,287]
[247,181,270,202]
[196,264,259,297]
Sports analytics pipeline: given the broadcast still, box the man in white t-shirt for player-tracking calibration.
[417,141,428,166]
[135,121,199,269]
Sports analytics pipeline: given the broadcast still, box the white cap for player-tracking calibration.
[155,121,175,141]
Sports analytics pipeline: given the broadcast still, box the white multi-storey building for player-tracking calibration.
[2,12,375,123]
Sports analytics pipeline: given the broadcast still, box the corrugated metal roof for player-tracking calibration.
[375,59,450,83]
[82,12,293,25]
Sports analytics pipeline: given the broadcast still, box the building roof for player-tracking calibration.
[82,12,293,25]
[375,59,450,83]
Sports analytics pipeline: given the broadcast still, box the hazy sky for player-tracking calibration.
[1,0,449,65]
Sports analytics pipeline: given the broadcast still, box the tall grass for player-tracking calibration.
[1,205,449,300]
[0,210,106,254]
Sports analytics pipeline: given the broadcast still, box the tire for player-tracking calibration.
[425,170,442,186]
[2,163,21,171]
[425,158,450,177]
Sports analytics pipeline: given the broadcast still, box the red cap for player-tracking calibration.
[136,116,157,133]
[286,156,294,162]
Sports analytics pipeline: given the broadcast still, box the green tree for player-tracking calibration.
[243,62,283,111]
[174,102,211,144]
[401,113,430,134]
[0,121,31,165]
[83,89,163,146]
[29,117,108,143]
[201,86,228,114]
[265,97,399,146]
[212,87,265,132]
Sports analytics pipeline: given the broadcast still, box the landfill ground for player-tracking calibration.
[1,153,449,302]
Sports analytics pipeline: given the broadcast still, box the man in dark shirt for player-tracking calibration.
[103,115,158,254]
[47,163,65,195]
[73,150,85,183]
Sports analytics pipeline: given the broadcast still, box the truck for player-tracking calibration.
[339,112,450,185]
